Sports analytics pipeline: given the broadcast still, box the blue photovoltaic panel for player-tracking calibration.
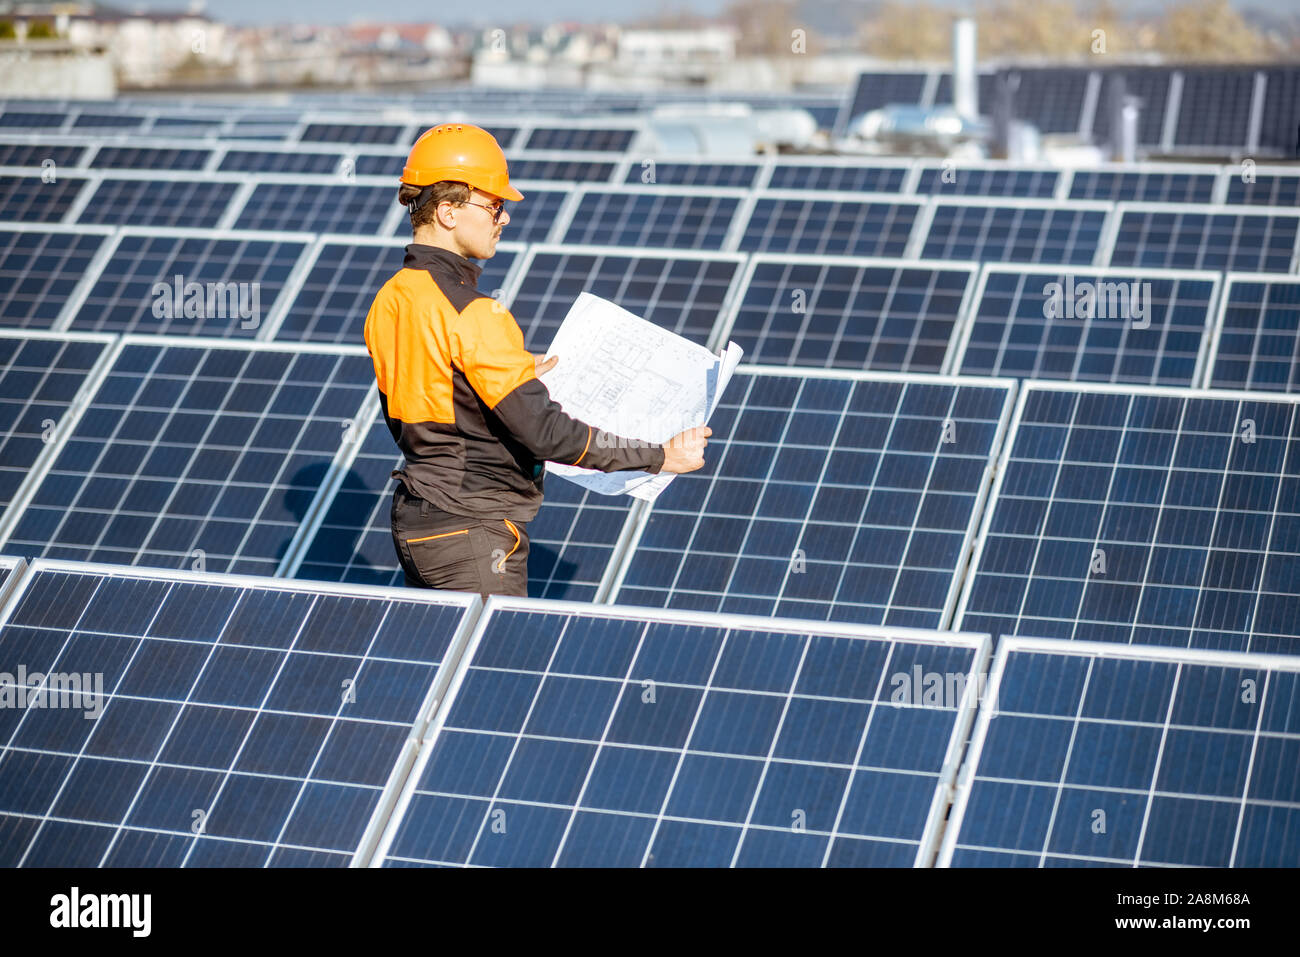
[1174,68,1255,148]
[150,117,224,134]
[0,111,66,129]
[482,126,518,150]
[507,157,616,183]
[995,68,1089,134]
[1091,70,1171,147]
[1259,66,1300,154]
[613,373,1012,627]
[922,202,1107,265]
[959,268,1217,386]
[1067,169,1216,204]
[0,335,109,520]
[292,413,636,602]
[840,73,928,131]
[740,197,919,258]
[725,257,973,372]
[941,639,1300,867]
[1110,208,1299,273]
[218,151,342,175]
[915,167,1058,199]
[79,178,237,229]
[0,174,87,223]
[0,143,85,169]
[1224,173,1300,208]
[562,190,740,251]
[275,241,518,344]
[377,600,986,868]
[1210,278,1300,392]
[395,188,566,245]
[69,233,308,337]
[72,113,142,130]
[235,183,392,235]
[1,341,373,575]
[957,384,1300,653]
[767,164,909,194]
[89,147,210,171]
[524,128,637,152]
[509,248,739,349]
[0,230,107,329]
[300,123,405,145]
[0,563,476,867]
[624,162,760,188]
[353,154,403,178]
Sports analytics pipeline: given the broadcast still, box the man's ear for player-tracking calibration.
[434,201,457,230]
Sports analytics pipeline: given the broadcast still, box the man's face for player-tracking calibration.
[452,187,511,260]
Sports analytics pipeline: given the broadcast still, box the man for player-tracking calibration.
[364,123,710,598]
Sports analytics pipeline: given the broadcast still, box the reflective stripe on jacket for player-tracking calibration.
[364,244,665,522]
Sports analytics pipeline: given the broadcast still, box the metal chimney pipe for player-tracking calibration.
[952,18,978,119]
[1119,96,1140,163]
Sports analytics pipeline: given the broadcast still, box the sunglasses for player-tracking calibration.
[460,199,507,223]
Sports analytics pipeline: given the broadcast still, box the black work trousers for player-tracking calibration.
[390,485,529,599]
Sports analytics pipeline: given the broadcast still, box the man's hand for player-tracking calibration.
[533,353,559,376]
[659,425,711,474]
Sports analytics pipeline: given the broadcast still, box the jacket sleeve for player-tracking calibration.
[451,298,665,474]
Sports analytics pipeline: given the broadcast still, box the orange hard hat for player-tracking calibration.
[401,123,523,202]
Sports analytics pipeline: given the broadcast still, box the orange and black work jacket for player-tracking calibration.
[364,244,665,522]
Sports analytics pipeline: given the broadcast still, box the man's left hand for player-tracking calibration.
[533,353,559,376]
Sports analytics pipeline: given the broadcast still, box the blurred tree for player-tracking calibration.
[723,0,810,56]
[859,1,954,60]
[977,0,1092,58]
[26,20,57,39]
[0,22,15,40]
[1157,0,1268,60]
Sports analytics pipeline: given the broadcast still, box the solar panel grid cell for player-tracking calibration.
[0,229,108,329]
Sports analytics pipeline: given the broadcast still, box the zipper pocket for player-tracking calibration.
[405,528,470,544]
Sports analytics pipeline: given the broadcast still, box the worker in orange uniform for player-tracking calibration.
[364,123,710,598]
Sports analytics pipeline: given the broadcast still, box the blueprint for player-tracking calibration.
[538,292,743,502]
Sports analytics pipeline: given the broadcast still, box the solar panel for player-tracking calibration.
[394,185,565,245]
[0,173,88,223]
[997,67,1090,135]
[0,332,112,523]
[218,150,342,175]
[88,146,211,172]
[914,166,1059,199]
[71,113,142,130]
[611,370,1014,627]
[740,194,921,258]
[1223,170,1300,207]
[0,111,66,129]
[508,245,742,350]
[719,255,975,373]
[766,162,910,195]
[372,598,989,867]
[0,561,479,867]
[839,72,928,132]
[921,199,1109,266]
[956,382,1300,653]
[1259,65,1300,155]
[506,156,617,183]
[523,127,637,152]
[0,143,86,169]
[67,229,312,338]
[300,123,406,146]
[1208,276,1300,392]
[939,637,1300,867]
[623,160,760,189]
[0,227,111,329]
[1091,69,1171,147]
[561,187,743,251]
[0,338,374,576]
[956,266,1219,387]
[288,409,641,602]
[273,239,522,344]
[234,182,393,235]
[78,177,238,229]
[1174,67,1256,149]
[1109,205,1300,273]
[352,153,403,178]
[1067,167,1216,204]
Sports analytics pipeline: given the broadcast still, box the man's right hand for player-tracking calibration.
[659,425,711,474]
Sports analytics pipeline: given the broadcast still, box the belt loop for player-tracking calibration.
[420,498,430,518]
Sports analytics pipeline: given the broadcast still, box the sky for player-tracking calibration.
[156,0,1300,28]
